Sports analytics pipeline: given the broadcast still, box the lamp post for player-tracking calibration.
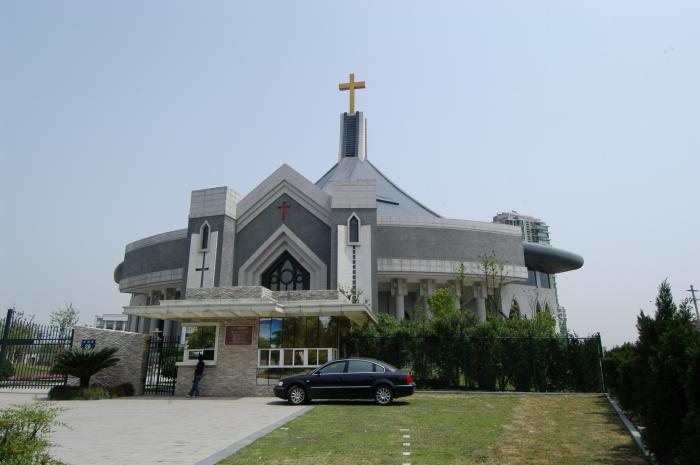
[687,285,700,322]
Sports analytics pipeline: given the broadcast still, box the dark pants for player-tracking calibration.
[189,374,202,397]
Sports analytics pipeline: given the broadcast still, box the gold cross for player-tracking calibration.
[338,73,365,114]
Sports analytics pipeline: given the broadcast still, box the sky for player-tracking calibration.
[1,1,698,347]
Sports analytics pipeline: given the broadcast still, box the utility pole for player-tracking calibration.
[687,285,700,322]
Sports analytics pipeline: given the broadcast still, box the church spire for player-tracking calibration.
[338,73,367,161]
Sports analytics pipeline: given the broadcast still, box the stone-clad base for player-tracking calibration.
[174,318,272,397]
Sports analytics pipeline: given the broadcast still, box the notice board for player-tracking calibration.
[225,325,253,346]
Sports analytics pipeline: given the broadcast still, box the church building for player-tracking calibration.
[113,74,583,396]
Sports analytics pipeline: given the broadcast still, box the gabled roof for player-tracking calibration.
[237,164,332,230]
[316,157,440,217]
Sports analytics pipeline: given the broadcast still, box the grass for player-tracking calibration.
[218,394,646,465]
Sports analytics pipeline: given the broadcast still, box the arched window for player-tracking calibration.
[262,252,310,291]
[200,223,210,250]
[509,298,521,319]
[348,214,360,244]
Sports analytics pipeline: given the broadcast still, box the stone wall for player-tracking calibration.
[174,318,271,397]
[70,327,150,395]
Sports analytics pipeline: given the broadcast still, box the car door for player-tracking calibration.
[308,360,347,398]
[343,360,377,398]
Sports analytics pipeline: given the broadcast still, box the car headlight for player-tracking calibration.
[276,381,284,387]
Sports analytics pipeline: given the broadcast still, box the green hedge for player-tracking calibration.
[48,382,135,400]
[343,334,604,392]
[347,299,604,393]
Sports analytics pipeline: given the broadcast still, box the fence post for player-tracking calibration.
[62,327,75,386]
[0,308,14,369]
[596,333,607,393]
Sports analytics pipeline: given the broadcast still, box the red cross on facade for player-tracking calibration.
[277,201,291,222]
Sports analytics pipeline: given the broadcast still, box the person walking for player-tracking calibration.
[188,354,205,397]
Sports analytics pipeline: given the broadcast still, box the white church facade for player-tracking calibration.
[113,75,583,396]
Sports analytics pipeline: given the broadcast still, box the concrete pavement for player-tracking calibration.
[0,390,311,465]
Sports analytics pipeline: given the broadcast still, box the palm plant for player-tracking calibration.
[52,347,119,388]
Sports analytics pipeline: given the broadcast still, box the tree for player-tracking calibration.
[338,285,368,305]
[426,288,458,321]
[479,251,507,319]
[630,280,700,464]
[52,347,119,388]
[453,262,473,313]
[49,303,79,331]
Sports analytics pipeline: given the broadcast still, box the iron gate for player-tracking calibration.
[0,309,73,388]
[144,335,182,396]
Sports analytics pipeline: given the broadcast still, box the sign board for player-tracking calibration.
[81,339,96,350]
[225,326,253,346]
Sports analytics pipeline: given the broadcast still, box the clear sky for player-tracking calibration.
[1,1,698,347]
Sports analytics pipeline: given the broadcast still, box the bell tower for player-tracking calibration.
[338,73,367,161]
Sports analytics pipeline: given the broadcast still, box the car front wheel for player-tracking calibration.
[374,385,393,405]
[287,385,307,405]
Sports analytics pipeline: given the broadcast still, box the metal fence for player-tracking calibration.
[144,336,182,396]
[341,334,606,393]
[0,309,73,388]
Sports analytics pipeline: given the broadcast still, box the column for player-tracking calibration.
[474,282,487,322]
[137,317,147,334]
[419,279,436,310]
[162,319,173,339]
[390,278,408,319]
[147,318,160,334]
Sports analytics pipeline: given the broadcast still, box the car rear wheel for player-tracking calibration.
[374,385,393,405]
[287,385,307,405]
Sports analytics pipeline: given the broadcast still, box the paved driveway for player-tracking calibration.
[0,390,311,465]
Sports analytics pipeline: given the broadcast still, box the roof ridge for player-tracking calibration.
[365,160,441,218]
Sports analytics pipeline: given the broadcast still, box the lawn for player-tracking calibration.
[218,394,645,465]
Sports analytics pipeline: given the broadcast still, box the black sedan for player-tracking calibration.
[273,358,415,405]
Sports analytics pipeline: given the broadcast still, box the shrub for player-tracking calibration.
[0,359,14,380]
[120,382,135,396]
[0,402,67,465]
[52,347,119,388]
[604,343,643,417]
[48,382,135,400]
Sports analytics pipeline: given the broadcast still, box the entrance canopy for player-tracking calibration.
[123,286,376,325]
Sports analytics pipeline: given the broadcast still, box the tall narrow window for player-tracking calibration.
[201,224,209,250]
[348,215,360,244]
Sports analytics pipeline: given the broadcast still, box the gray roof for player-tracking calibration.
[316,157,440,217]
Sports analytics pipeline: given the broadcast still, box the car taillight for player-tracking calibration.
[406,372,413,384]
